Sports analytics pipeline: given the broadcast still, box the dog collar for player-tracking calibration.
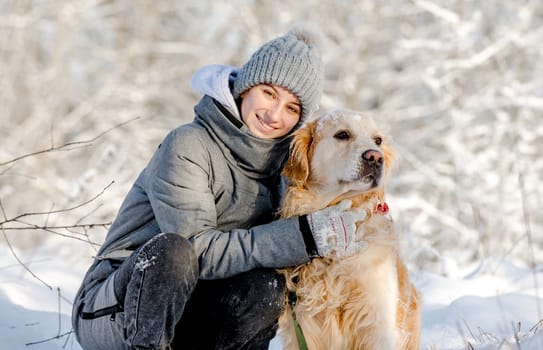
[375,202,389,214]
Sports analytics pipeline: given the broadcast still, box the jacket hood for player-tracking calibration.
[190,64,241,119]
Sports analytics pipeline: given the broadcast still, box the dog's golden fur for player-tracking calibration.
[278,110,421,350]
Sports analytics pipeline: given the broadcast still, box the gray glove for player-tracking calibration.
[306,200,368,257]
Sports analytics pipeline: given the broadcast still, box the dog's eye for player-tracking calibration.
[374,136,382,146]
[334,130,351,140]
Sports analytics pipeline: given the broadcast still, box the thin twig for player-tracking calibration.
[25,331,74,346]
[518,173,542,317]
[62,329,73,348]
[0,197,52,289]
[527,319,543,336]
[57,287,62,338]
[0,223,53,290]
[511,321,522,350]
[0,182,111,288]
[44,203,54,230]
[0,181,114,225]
[0,117,139,168]
[1,222,111,233]
[0,162,16,176]
[74,203,104,226]
[3,220,104,245]
[518,174,543,350]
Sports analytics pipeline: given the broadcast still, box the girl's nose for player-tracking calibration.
[266,105,282,123]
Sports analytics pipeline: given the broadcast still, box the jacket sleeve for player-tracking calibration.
[190,217,311,279]
[144,127,311,280]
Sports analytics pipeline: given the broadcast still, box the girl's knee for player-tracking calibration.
[227,269,286,318]
[142,233,198,270]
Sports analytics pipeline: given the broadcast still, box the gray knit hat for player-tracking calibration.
[233,26,324,121]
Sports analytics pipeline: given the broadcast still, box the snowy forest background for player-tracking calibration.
[0,0,542,349]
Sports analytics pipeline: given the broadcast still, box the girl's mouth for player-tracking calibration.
[256,115,276,132]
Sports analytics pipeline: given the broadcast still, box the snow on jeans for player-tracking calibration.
[72,233,286,350]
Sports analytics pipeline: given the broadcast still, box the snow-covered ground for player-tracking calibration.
[1,239,542,350]
[1,1,542,349]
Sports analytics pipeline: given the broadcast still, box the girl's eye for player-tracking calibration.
[263,88,275,98]
[374,136,382,146]
[288,105,301,115]
[334,130,351,140]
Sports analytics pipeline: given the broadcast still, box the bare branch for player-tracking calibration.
[1,223,110,232]
[1,227,53,290]
[0,180,112,289]
[0,181,115,225]
[0,117,140,168]
[3,220,105,245]
[57,287,61,338]
[25,330,74,346]
[1,197,54,290]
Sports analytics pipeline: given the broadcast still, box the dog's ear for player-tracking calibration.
[282,121,317,188]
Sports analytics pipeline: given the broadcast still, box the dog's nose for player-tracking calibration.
[362,150,383,168]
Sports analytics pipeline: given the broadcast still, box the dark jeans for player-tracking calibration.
[91,233,286,350]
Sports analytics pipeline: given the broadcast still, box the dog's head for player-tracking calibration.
[283,109,395,205]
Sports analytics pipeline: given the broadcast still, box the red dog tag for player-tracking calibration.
[375,202,389,214]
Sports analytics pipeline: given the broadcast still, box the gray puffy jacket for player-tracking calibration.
[74,94,311,318]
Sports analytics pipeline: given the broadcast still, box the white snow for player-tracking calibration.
[1,240,541,350]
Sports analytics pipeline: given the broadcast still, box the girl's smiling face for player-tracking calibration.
[240,84,301,139]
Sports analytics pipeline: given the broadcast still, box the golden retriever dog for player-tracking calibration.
[277,109,421,350]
